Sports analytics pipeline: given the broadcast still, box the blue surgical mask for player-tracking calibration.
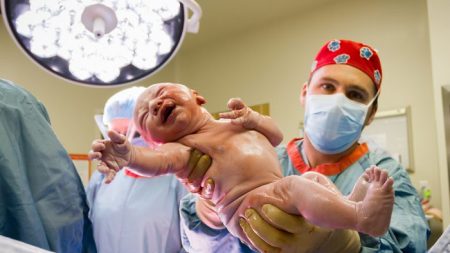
[304,91,378,154]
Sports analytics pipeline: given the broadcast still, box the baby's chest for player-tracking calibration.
[189,131,272,163]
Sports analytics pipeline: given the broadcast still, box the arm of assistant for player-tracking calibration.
[219,98,283,146]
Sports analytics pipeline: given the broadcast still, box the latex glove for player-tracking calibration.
[179,149,222,228]
[89,130,133,183]
[175,149,215,199]
[219,98,260,130]
[236,178,361,253]
[239,204,361,253]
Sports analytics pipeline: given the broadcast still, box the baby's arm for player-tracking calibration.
[130,142,191,177]
[89,130,191,179]
[219,98,283,146]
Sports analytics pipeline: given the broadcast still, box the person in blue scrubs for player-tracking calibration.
[86,86,188,253]
[0,78,96,253]
[179,39,430,252]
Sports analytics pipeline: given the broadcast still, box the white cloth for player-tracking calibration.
[429,225,450,253]
[0,236,54,253]
[86,170,187,253]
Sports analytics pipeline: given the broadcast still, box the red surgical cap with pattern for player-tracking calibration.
[310,39,382,90]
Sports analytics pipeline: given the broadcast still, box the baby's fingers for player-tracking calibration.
[91,140,106,151]
[88,150,102,160]
[221,107,247,119]
[96,161,111,174]
[219,110,241,120]
[104,169,117,184]
[108,130,126,144]
[227,98,245,110]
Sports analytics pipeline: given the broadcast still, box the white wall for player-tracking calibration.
[177,0,443,209]
[427,0,450,227]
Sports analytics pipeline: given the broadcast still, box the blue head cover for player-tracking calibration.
[103,86,146,126]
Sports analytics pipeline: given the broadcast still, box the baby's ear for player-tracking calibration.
[193,90,207,105]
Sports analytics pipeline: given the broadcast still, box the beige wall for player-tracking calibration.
[177,0,443,209]
[0,19,177,154]
[427,0,450,227]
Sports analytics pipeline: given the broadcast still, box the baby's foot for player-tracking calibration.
[355,166,394,237]
[347,166,373,201]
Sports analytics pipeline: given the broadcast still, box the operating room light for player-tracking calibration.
[1,0,201,86]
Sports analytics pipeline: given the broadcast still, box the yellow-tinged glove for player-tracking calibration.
[240,204,361,253]
[182,149,223,228]
[179,149,215,199]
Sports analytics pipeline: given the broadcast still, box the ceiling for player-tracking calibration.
[181,0,332,50]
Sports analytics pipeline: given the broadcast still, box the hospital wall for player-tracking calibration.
[176,0,444,213]
[427,0,450,227]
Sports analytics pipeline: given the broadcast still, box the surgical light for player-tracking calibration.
[1,0,201,87]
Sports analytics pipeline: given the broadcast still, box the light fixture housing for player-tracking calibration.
[1,0,201,87]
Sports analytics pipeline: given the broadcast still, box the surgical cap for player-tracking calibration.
[103,86,146,126]
[310,39,382,90]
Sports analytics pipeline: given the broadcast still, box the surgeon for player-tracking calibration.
[0,78,96,252]
[179,39,430,252]
[86,86,189,253]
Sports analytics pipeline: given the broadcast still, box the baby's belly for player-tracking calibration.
[205,151,282,236]
[219,184,275,239]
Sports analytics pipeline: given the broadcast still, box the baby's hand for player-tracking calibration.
[219,98,261,130]
[96,161,118,184]
[88,130,133,184]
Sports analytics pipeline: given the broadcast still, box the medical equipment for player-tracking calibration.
[1,0,201,86]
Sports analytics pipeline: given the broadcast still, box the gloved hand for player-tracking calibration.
[89,130,133,183]
[180,150,223,228]
[239,204,361,253]
[219,98,261,130]
[178,149,215,199]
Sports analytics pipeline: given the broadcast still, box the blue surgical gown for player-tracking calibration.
[86,168,188,253]
[180,138,430,252]
[0,79,96,252]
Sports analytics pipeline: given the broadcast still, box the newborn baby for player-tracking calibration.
[90,82,394,242]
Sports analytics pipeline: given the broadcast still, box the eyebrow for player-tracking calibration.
[319,76,338,84]
[347,85,370,98]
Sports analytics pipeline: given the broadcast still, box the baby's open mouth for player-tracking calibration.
[161,103,175,123]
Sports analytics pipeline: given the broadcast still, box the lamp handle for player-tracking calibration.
[178,0,202,33]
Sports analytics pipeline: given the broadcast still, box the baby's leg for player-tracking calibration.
[302,171,343,196]
[355,166,394,237]
[276,176,359,230]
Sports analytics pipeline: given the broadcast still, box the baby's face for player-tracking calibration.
[134,83,203,143]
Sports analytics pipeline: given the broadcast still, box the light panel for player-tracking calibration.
[1,0,201,87]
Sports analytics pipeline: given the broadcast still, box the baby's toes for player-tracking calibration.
[382,177,394,192]
[379,169,388,184]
